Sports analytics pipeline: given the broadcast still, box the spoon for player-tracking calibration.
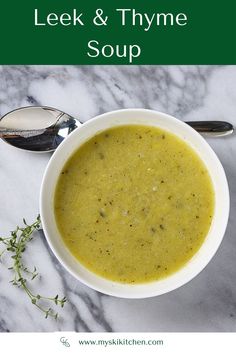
[0,106,234,152]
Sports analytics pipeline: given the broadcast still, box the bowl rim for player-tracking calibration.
[40,108,230,298]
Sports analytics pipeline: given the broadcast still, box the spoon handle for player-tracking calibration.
[186,121,234,137]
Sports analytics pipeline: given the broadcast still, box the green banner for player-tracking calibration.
[0,0,235,64]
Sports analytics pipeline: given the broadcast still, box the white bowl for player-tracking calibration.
[40,109,229,298]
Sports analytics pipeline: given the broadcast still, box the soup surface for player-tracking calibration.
[54,125,214,284]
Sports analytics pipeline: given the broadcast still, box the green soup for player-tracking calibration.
[54,125,214,284]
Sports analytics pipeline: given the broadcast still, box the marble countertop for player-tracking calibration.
[0,65,236,332]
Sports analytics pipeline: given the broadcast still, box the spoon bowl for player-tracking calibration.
[0,106,79,152]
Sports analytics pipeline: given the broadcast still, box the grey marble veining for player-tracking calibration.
[0,65,236,332]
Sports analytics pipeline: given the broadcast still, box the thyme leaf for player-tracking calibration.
[0,215,66,319]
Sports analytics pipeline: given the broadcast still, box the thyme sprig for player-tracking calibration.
[0,215,66,319]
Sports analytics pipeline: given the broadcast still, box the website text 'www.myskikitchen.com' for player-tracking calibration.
[77,337,164,347]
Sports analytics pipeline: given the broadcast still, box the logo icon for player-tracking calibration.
[60,337,70,347]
